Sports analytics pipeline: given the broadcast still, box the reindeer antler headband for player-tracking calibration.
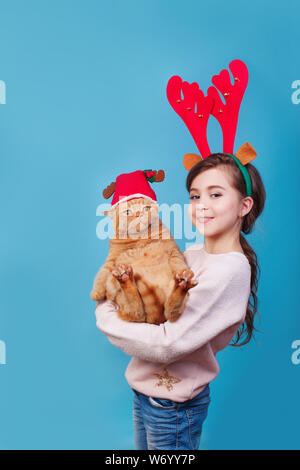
[167,59,256,197]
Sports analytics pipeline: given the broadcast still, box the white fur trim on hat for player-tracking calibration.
[111,193,158,209]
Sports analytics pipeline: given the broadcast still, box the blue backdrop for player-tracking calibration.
[0,0,299,450]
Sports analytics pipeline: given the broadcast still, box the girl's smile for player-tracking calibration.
[198,217,214,224]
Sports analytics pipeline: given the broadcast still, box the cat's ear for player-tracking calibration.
[102,208,115,218]
[149,202,159,213]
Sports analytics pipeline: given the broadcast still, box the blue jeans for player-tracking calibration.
[132,384,210,450]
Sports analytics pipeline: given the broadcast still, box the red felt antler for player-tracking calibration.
[207,59,248,154]
[167,76,214,159]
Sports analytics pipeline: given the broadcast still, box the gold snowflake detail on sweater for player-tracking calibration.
[153,368,181,391]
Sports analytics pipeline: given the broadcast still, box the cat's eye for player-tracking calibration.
[124,209,132,215]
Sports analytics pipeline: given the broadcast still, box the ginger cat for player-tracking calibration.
[90,197,198,324]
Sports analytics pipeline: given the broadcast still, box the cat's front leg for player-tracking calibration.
[175,269,198,291]
[112,264,146,322]
[164,269,198,322]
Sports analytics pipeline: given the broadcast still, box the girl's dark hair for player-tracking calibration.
[186,153,266,347]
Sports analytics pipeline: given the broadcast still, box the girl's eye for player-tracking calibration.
[190,193,221,200]
[143,206,150,212]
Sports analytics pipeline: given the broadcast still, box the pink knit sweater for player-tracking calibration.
[95,244,251,402]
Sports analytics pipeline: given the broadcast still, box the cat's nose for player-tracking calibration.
[136,211,141,217]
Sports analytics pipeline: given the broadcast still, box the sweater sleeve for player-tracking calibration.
[95,256,251,363]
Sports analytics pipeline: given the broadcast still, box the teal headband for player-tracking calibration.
[224,153,252,197]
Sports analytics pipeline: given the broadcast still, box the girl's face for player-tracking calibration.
[188,167,249,238]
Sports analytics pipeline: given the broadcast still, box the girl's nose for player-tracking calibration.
[196,202,207,211]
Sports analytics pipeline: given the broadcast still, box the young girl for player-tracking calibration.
[95,153,266,450]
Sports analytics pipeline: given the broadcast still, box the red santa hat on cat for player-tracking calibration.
[102,169,165,209]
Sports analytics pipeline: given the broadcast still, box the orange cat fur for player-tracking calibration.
[91,198,198,324]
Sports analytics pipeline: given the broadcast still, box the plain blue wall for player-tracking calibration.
[0,0,299,449]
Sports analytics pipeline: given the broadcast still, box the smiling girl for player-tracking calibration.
[95,152,266,450]
[94,60,266,450]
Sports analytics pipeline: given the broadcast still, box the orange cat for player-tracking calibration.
[91,196,198,324]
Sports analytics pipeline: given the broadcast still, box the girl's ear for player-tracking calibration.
[240,196,254,217]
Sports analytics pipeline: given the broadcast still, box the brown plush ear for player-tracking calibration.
[183,153,202,171]
[103,182,116,199]
[153,170,165,182]
[235,142,257,165]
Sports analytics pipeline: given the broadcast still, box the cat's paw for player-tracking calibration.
[90,287,106,301]
[175,269,198,291]
[112,264,133,283]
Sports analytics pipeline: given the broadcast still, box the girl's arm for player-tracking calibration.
[95,256,251,363]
